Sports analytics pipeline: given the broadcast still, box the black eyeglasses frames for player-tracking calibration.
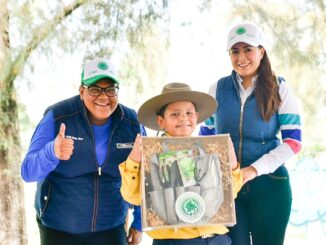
[82,85,119,97]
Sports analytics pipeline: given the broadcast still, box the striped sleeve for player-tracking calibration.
[251,79,302,176]
[278,81,302,154]
[199,115,216,135]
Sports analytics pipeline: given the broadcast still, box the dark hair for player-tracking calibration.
[156,101,198,117]
[255,47,281,121]
[156,104,169,117]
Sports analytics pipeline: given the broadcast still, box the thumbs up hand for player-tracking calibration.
[54,123,74,160]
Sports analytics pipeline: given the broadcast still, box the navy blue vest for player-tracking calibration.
[35,95,140,233]
[215,71,280,167]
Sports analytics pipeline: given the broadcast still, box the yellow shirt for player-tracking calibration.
[119,158,243,239]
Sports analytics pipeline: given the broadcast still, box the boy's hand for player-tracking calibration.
[228,137,238,170]
[129,134,142,163]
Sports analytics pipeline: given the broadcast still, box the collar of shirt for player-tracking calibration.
[236,73,258,104]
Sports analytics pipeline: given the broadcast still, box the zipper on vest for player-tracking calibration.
[91,175,99,231]
[100,120,119,171]
[238,102,244,162]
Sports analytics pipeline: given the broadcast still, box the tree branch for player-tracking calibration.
[0,0,10,86]
[6,0,90,87]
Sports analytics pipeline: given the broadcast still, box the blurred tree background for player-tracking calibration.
[0,0,325,244]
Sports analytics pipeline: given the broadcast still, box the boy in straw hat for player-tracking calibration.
[119,83,243,245]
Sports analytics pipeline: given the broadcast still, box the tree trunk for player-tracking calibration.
[0,114,27,245]
[0,0,88,243]
[0,0,27,243]
[0,85,26,244]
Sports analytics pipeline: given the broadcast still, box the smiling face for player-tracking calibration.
[79,78,118,125]
[229,42,265,82]
[156,101,198,137]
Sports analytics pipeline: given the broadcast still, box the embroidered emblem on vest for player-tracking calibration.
[66,135,84,141]
[116,143,134,149]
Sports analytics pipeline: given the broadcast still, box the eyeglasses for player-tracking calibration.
[83,85,119,97]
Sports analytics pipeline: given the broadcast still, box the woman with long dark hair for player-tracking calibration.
[200,22,302,245]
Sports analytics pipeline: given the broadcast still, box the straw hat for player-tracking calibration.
[138,83,217,131]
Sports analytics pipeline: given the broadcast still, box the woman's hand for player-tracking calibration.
[128,134,142,163]
[241,166,258,185]
[127,227,142,244]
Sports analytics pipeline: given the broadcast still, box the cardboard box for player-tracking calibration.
[141,134,236,231]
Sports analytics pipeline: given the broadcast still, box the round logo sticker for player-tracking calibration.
[236,27,246,35]
[98,62,108,70]
[175,192,205,223]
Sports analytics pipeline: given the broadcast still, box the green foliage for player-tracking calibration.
[41,0,170,58]
[79,0,170,63]
[297,143,326,160]
[8,0,171,98]
[119,25,170,104]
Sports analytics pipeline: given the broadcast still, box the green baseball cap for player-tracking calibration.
[81,57,119,86]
